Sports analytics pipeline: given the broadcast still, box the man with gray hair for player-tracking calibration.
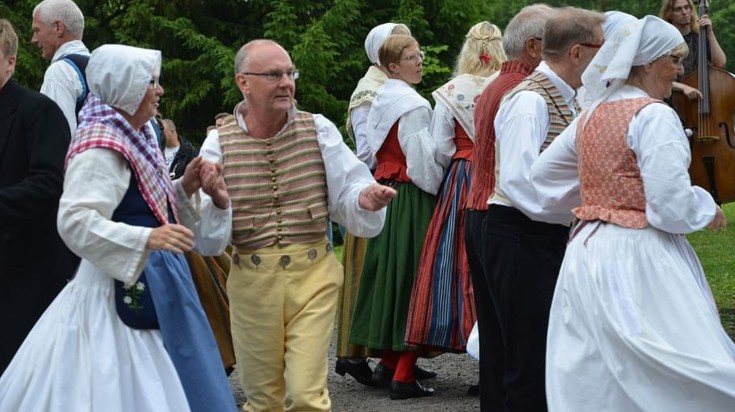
[31,0,89,134]
[466,6,556,411]
[483,6,605,412]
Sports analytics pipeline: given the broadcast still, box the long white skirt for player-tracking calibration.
[0,260,190,412]
[546,223,735,412]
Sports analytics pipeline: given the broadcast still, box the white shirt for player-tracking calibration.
[429,100,457,170]
[366,79,443,195]
[350,103,377,170]
[530,85,716,234]
[58,149,232,284]
[491,61,578,224]
[40,40,90,135]
[200,106,386,238]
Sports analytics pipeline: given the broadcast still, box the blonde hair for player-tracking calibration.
[659,0,700,33]
[378,34,418,69]
[0,19,18,58]
[454,22,506,76]
[392,23,411,36]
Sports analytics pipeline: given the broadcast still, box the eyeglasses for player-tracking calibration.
[400,51,425,63]
[579,42,603,49]
[240,70,300,82]
[149,77,161,90]
[668,55,685,66]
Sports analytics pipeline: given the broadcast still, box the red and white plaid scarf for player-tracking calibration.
[66,94,178,225]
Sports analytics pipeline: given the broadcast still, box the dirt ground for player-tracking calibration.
[228,328,481,411]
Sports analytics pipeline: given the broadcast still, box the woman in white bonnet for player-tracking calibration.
[531,16,735,411]
[335,21,418,387]
[0,44,236,412]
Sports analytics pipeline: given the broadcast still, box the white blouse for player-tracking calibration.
[58,149,232,284]
[530,85,716,234]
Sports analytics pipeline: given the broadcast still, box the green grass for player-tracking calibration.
[687,202,735,338]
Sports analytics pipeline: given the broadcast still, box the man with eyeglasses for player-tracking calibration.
[199,39,396,412]
[486,7,605,412]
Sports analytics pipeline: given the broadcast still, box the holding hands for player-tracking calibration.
[181,156,230,209]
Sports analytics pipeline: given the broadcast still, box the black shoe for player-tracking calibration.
[467,383,480,396]
[414,364,437,380]
[335,358,375,387]
[372,363,394,388]
[389,380,435,400]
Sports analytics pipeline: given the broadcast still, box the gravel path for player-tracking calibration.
[228,329,480,411]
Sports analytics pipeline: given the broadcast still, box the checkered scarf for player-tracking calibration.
[66,94,178,225]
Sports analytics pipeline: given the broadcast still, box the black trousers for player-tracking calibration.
[465,209,506,411]
[479,205,568,412]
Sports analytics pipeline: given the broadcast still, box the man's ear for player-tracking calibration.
[235,73,249,96]
[53,20,64,36]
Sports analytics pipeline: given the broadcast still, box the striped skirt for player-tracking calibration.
[405,158,476,352]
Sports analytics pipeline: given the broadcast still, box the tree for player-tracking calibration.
[2,0,733,143]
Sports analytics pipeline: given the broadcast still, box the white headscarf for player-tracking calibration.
[582,15,684,110]
[364,23,397,65]
[86,44,162,115]
[603,11,637,39]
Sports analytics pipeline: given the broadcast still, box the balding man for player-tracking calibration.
[486,7,605,412]
[199,39,396,411]
[32,0,90,134]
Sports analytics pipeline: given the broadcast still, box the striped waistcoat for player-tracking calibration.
[507,71,579,153]
[219,111,329,250]
[491,71,579,206]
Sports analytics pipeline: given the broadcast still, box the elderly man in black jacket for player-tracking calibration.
[0,19,77,373]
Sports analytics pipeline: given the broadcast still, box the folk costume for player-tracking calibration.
[349,78,442,379]
[484,61,580,411]
[405,73,495,352]
[200,100,385,411]
[531,17,735,411]
[336,23,395,363]
[463,59,535,410]
[40,39,90,134]
[0,45,235,412]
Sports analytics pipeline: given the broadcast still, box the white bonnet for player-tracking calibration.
[86,44,162,115]
[364,23,397,65]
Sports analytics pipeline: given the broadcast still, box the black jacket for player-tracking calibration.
[0,80,78,372]
[169,137,199,179]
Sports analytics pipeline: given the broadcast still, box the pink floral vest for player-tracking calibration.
[573,97,659,228]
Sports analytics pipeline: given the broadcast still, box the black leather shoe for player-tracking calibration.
[467,383,480,396]
[372,363,394,388]
[389,380,435,400]
[414,364,437,380]
[335,358,375,387]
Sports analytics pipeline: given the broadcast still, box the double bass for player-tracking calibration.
[671,0,735,204]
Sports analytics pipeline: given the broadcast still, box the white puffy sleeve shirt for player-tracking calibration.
[491,62,577,224]
[200,110,386,238]
[57,149,232,284]
[40,40,90,134]
[429,100,457,170]
[530,85,716,234]
[350,104,377,170]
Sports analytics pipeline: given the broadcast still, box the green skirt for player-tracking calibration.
[348,182,436,351]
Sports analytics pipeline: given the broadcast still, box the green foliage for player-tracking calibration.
[2,0,735,144]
